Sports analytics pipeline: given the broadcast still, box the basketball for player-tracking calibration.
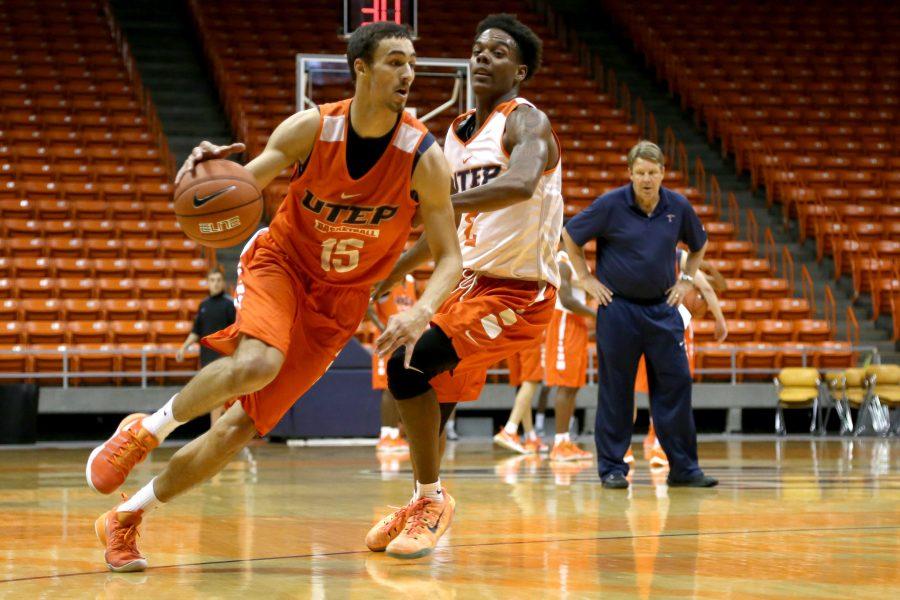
[173,159,262,248]
[682,287,708,319]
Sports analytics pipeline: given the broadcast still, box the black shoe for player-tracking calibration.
[601,472,629,489]
[667,473,718,488]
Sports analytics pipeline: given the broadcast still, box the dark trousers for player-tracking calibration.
[593,298,701,479]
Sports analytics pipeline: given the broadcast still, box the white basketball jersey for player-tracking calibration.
[444,97,563,288]
[555,250,587,312]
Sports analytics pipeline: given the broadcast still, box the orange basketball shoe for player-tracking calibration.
[647,441,669,469]
[550,440,593,462]
[87,413,159,495]
[643,422,657,454]
[366,503,412,552]
[493,429,528,454]
[95,506,147,572]
[385,492,455,559]
[624,447,635,464]
[523,437,549,454]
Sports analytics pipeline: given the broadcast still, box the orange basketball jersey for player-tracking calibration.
[374,274,418,324]
[267,99,429,286]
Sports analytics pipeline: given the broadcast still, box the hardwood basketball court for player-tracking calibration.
[1,438,897,597]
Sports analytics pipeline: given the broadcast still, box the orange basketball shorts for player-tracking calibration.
[508,337,545,387]
[372,353,388,390]
[544,309,589,389]
[202,233,370,435]
[635,323,695,394]
[428,273,557,403]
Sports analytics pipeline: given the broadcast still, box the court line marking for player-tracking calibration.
[2,524,898,584]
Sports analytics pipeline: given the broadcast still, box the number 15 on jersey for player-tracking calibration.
[321,238,364,272]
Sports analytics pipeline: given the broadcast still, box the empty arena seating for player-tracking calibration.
[606,0,900,335]
[0,0,209,381]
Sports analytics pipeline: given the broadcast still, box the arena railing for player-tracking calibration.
[0,344,880,389]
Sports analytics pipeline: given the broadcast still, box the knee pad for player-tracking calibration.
[386,326,460,400]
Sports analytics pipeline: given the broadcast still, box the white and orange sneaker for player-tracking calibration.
[95,505,147,572]
[523,437,549,454]
[550,440,593,462]
[624,447,635,464]
[366,502,412,552]
[86,414,159,495]
[385,492,455,559]
[493,429,528,454]
[647,441,669,469]
[375,435,409,454]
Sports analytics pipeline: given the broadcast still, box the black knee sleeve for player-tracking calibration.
[386,326,460,400]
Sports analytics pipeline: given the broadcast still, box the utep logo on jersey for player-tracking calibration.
[454,165,502,192]
[299,190,398,238]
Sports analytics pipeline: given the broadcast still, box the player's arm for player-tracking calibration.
[376,145,462,362]
[558,261,595,319]
[562,229,613,306]
[693,270,728,342]
[174,109,320,188]
[451,105,552,214]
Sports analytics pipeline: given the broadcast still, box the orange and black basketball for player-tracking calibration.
[682,287,708,319]
[173,159,262,248]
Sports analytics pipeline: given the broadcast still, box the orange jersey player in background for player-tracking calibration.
[634,249,728,467]
[369,274,417,454]
[493,336,548,455]
[85,22,461,572]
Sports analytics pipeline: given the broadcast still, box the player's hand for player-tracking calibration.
[174,141,247,186]
[666,280,693,307]
[582,275,613,306]
[175,348,185,362]
[375,305,433,368]
[714,316,729,343]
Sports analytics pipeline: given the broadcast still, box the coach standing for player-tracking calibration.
[562,141,717,489]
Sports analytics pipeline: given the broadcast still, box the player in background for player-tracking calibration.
[633,252,727,467]
[494,337,548,454]
[545,248,596,462]
[365,14,562,559]
[368,275,417,454]
[85,23,462,572]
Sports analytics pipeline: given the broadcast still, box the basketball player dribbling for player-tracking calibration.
[364,14,563,559]
[84,23,462,572]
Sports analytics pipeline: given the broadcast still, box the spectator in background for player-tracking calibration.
[176,265,236,425]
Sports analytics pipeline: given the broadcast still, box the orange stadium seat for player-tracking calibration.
[26,321,67,344]
[63,299,103,321]
[98,278,135,300]
[68,321,111,345]
[110,321,151,344]
[145,298,184,321]
[16,278,55,299]
[12,257,53,278]
[21,298,63,321]
[737,298,774,320]
[152,321,192,343]
[58,277,95,299]
[758,320,794,343]
[773,298,810,320]
[103,299,144,321]
[793,320,831,343]
[71,343,118,386]
[178,278,209,299]
[137,278,176,299]
[0,299,18,321]
[131,258,169,278]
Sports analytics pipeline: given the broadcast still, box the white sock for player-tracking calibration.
[379,426,391,439]
[446,419,456,431]
[415,480,444,502]
[525,430,537,441]
[503,421,518,435]
[142,395,186,442]
[555,432,570,446]
[388,427,400,440]
[118,478,162,514]
[535,413,545,430]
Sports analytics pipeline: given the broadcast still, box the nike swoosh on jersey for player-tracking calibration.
[341,192,362,199]
[193,185,237,208]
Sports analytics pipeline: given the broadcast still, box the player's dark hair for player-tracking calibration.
[346,22,413,83]
[475,13,542,81]
[207,264,225,277]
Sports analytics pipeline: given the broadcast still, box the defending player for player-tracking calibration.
[85,23,462,572]
[368,275,417,454]
[365,14,562,559]
[545,248,595,462]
